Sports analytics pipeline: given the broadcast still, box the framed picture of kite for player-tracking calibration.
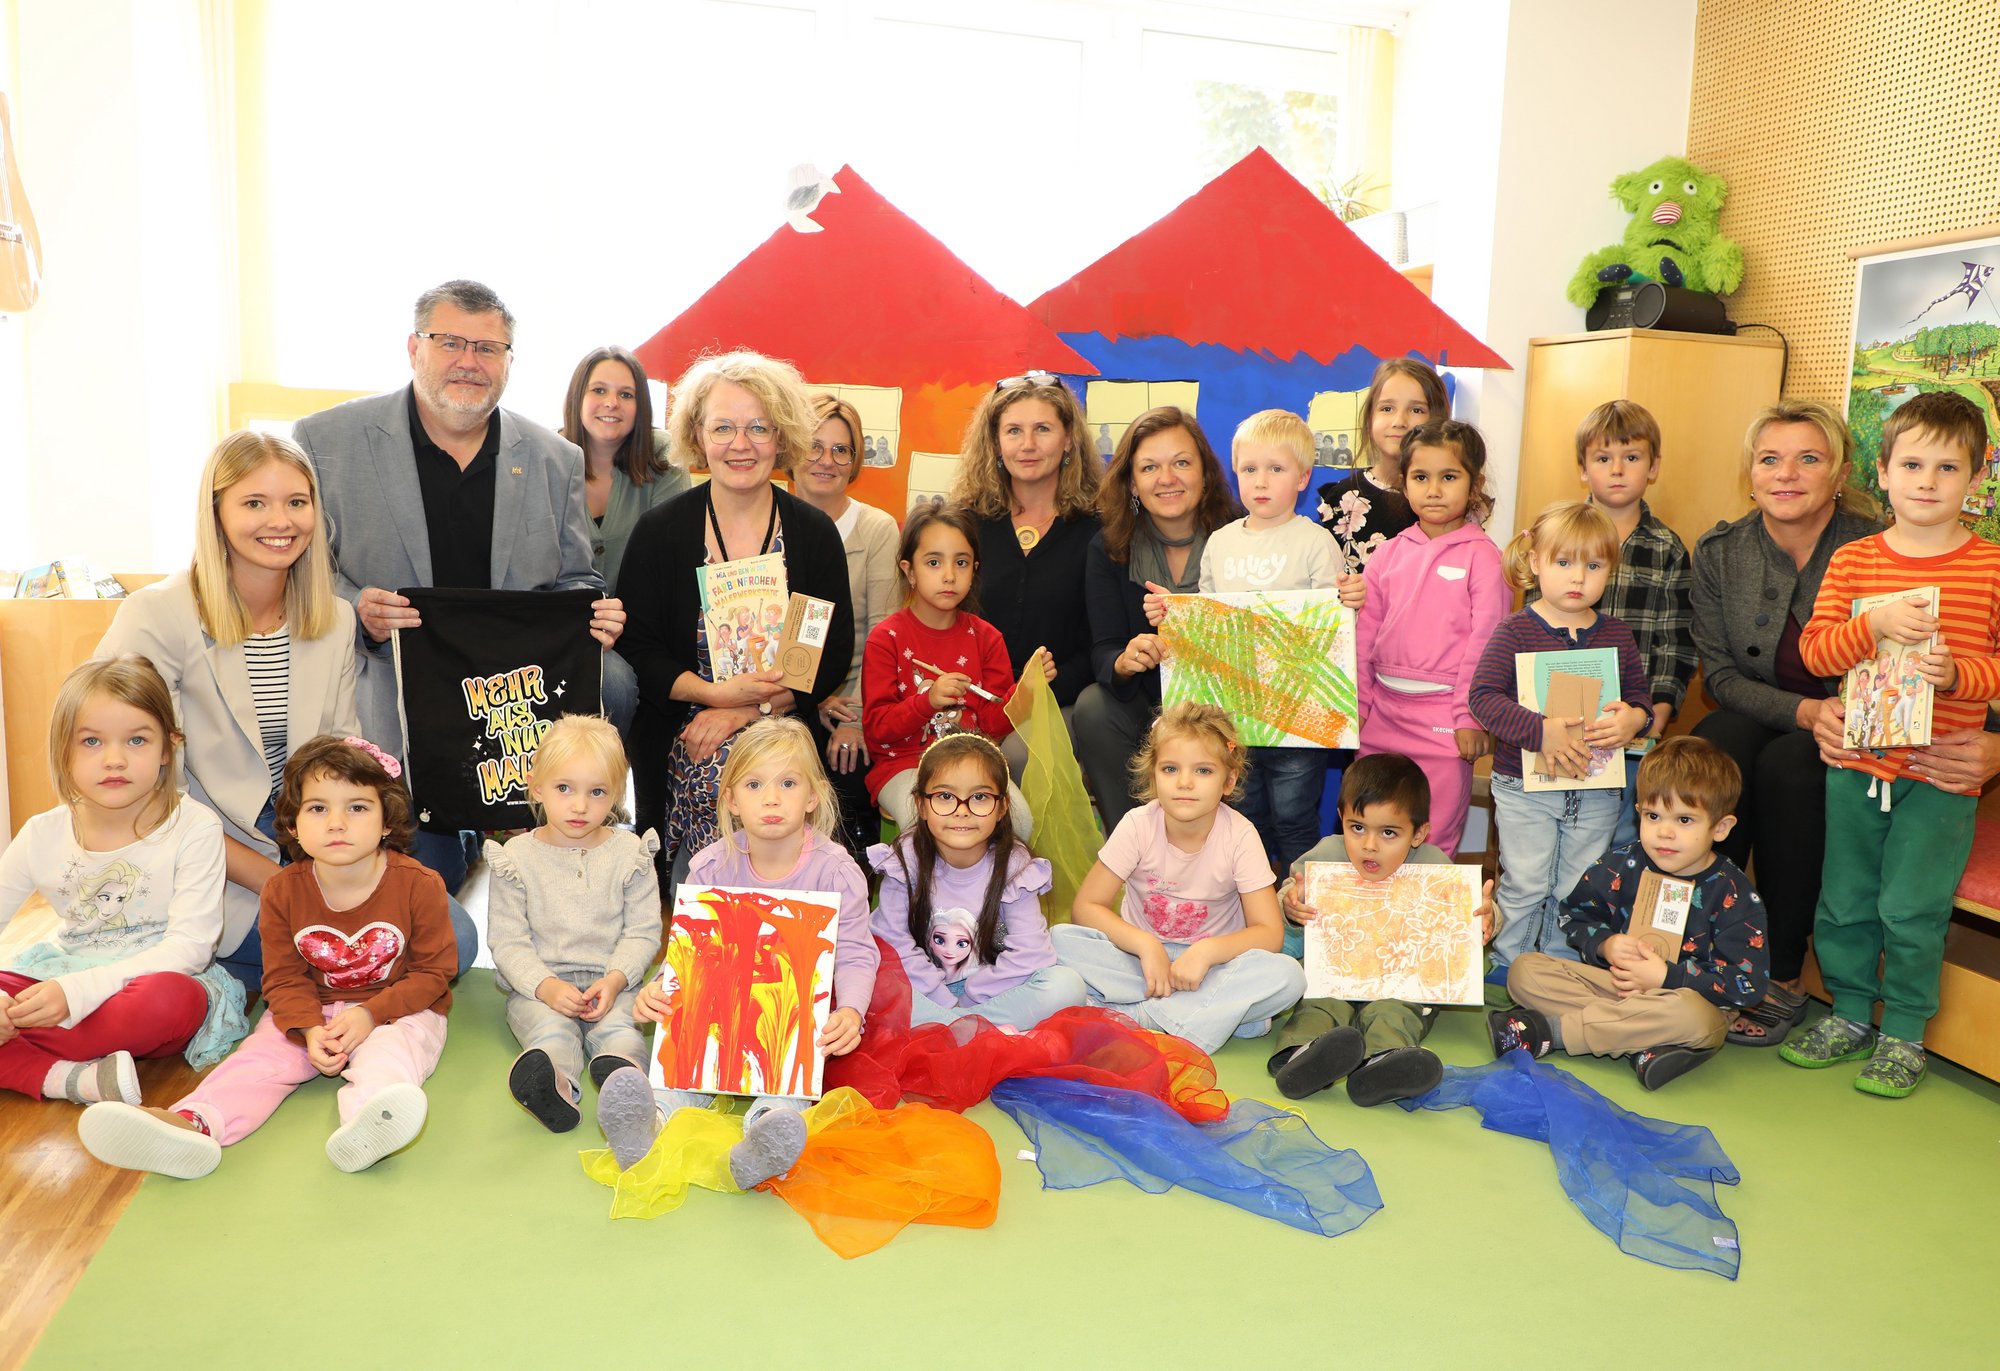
[648,884,838,1101]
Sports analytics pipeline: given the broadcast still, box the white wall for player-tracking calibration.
[5,0,225,574]
[1396,0,1697,537]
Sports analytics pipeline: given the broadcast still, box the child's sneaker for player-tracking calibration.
[1346,1045,1444,1108]
[49,1051,141,1106]
[1486,1006,1553,1060]
[1854,1035,1927,1098]
[1273,1024,1366,1100]
[596,1065,663,1170]
[728,1108,807,1190]
[325,1082,427,1173]
[1630,1045,1717,1091]
[78,1103,221,1179]
[508,1049,580,1133]
[1778,1013,1875,1068]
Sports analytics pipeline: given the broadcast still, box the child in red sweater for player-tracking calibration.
[863,502,1050,834]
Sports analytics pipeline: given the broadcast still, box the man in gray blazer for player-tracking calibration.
[295,279,629,889]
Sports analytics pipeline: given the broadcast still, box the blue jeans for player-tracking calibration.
[602,648,638,741]
[1050,924,1306,1054]
[907,965,1089,1031]
[1611,763,1640,851]
[218,796,479,991]
[1488,773,1620,968]
[1234,746,1329,879]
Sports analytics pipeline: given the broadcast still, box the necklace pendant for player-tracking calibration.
[1015,524,1040,551]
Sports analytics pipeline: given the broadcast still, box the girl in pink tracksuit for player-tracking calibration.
[1355,419,1509,856]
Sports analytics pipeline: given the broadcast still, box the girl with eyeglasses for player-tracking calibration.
[1054,702,1305,1053]
[795,394,901,857]
[862,503,1050,835]
[868,735,1087,1030]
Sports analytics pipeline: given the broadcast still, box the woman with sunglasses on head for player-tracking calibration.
[616,352,854,887]
[795,393,901,856]
[558,346,690,738]
[949,373,1104,773]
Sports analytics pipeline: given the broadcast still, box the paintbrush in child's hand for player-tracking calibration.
[909,657,1001,703]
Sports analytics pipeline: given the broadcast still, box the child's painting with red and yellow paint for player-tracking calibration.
[651,885,838,1100]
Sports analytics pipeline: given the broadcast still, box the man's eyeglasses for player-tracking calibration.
[708,421,777,445]
[922,789,1001,817]
[416,331,512,359]
[809,439,854,466]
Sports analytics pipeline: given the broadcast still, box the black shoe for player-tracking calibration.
[1486,1006,1553,1060]
[588,1053,637,1091]
[1346,1046,1444,1108]
[508,1049,581,1133]
[1630,1045,1718,1091]
[1273,1025,1366,1100]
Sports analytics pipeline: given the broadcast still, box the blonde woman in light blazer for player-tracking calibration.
[97,434,478,990]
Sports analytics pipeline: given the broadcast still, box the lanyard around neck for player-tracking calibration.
[707,486,778,562]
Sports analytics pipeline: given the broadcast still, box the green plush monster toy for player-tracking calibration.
[1567,155,1744,308]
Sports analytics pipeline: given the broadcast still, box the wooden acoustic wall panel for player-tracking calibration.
[1687,2,2000,407]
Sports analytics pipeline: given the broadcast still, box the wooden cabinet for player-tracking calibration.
[1515,328,1787,552]
[0,577,164,837]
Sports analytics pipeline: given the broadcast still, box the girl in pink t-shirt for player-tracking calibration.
[1054,702,1305,1052]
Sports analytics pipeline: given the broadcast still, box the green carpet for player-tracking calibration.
[35,973,2000,1370]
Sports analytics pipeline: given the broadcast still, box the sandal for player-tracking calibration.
[1725,985,1809,1048]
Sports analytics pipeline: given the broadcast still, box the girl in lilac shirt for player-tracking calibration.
[595,718,877,1189]
[870,735,1086,1030]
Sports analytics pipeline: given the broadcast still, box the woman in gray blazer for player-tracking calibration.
[98,432,474,990]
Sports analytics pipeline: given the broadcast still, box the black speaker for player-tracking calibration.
[1585,281,1735,334]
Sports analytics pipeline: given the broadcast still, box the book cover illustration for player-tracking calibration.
[698,552,789,682]
[1841,585,1939,750]
[1516,647,1625,792]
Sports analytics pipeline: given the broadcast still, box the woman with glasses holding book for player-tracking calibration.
[616,352,854,886]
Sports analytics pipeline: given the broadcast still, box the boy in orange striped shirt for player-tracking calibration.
[1789,390,2000,1096]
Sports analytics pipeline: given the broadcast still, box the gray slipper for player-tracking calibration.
[728,1109,807,1190]
[596,1066,663,1170]
[58,1051,141,1106]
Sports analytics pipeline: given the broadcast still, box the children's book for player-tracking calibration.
[697,552,788,681]
[1298,861,1484,1006]
[1626,868,1694,963]
[1841,585,1939,750]
[649,884,838,1101]
[1517,647,1626,791]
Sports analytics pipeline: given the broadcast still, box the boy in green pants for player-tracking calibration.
[1268,753,1496,1106]
[1790,390,2000,1097]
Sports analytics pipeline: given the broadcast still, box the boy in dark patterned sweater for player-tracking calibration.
[1492,737,1768,1090]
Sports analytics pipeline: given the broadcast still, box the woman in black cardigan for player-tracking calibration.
[948,372,1105,733]
[617,351,853,880]
[1074,407,1242,830]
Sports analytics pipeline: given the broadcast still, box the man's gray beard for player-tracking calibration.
[420,376,502,426]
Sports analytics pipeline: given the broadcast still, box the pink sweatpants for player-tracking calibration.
[175,1003,447,1146]
[1359,683,1471,857]
[0,970,206,1097]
